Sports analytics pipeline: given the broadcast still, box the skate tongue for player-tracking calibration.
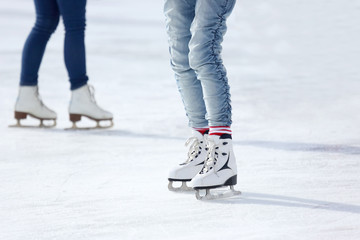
[208,133,232,144]
[207,134,221,144]
[191,129,205,140]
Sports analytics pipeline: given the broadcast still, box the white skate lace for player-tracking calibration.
[88,85,97,103]
[34,87,53,112]
[183,137,201,164]
[202,137,217,173]
[87,84,109,113]
[34,87,45,107]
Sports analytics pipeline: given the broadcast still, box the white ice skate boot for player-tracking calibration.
[10,86,57,128]
[168,130,208,192]
[190,134,241,200]
[68,84,113,129]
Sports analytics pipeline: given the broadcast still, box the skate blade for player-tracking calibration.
[65,125,111,130]
[195,186,241,200]
[168,180,193,192]
[9,119,56,128]
[65,119,113,130]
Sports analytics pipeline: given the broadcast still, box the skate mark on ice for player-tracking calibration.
[80,130,184,141]
[235,140,360,155]
[208,192,360,214]
[25,128,184,141]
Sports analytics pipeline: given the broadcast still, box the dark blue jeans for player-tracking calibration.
[20,0,88,90]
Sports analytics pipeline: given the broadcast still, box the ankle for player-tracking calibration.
[209,126,232,137]
[192,127,209,135]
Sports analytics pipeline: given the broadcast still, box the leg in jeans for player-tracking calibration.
[189,0,236,127]
[188,0,239,195]
[58,0,112,126]
[57,0,88,90]
[164,0,208,128]
[165,0,238,194]
[20,0,60,86]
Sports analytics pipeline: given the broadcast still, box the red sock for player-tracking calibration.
[209,126,232,136]
[193,127,209,135]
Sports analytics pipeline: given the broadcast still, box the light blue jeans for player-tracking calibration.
[164,0,236,127]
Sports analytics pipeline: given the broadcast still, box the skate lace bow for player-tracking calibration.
[184,137,201,163]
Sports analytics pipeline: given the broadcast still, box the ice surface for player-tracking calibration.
[1,0,360,239]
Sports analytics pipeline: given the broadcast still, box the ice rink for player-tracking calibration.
[1,0,360,239]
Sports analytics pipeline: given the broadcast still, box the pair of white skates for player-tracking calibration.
[11,84,113,129]
[168,131,241,200]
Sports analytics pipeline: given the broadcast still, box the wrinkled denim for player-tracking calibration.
[20,0,88,90]
[165,0,235,127]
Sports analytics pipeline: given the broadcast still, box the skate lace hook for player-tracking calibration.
[184,137,200,163]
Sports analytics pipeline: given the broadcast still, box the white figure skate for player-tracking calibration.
[168,130,208,192]
[67,84,113,130]
[190,134,241,200]
[10,86,57,128]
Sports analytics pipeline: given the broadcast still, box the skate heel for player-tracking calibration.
[69,114,82,122]
[224,175,237,186]
[14,111,27,120]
